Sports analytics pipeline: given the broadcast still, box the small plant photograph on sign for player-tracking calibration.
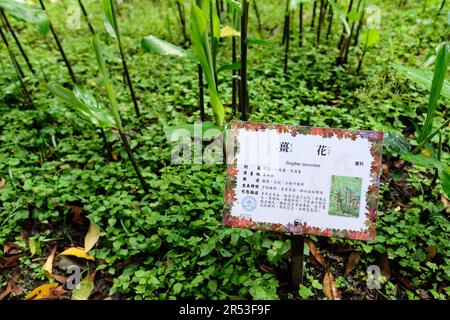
[328,175,362,218]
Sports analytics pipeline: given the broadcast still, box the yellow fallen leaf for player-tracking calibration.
[59,247,95,261]
[421,149,431,157]
[43,245,58,276]
[84,221,100,252]
[220,26,240,37]
[25,283,58,300]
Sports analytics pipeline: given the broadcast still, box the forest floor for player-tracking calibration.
[0,0,449,300]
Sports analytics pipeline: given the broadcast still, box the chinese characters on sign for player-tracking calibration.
[223,121,384,241]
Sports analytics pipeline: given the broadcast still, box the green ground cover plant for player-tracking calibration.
[0,0,449,300]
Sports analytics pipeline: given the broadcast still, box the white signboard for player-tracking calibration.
[223,121,384,241]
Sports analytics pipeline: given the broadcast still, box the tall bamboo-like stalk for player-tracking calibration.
[343,0,362,62]
[0,11,35,75]
[437,0,446,16]
[0,22,33,107]
[338,0,354,49]
[253,0,262,35]
[240,0,249,121]
[38,0,77,84]
[176,0,189,44]
[311,1,317,28]
[112,0,140,117]
[316,0,325,46]
[77,0,94,34]
[353,1,365,46]
[284,0,291,74]
[198,65,205,121]
[326,0,334,40]
[299,2,303,46]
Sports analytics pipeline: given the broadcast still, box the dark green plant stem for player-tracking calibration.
[240,0,249,121]
[109,0,141,117]
[198,64,205,121]
[299,3,303,47]
[343,0,362,62]
[38,0,78,84]
[232,36,237,115]
[176,0,188,44]
[99,128,113,160]
[438,0,446,16]
[284,9,291,74]
[316,0,325,46]
[311,1,317,28]
[0,11,35,75]
[0,23,33,107]
[412,119,450,154]
[428,131,442,191]
[253,0,262,36]
[353,2,365,46]
[118,131,149,194]
[78,0,95,34]
[338,0,354,49]
[326,1,334,40]
[356,36,367,74]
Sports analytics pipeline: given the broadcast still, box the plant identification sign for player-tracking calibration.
[222,121,384,241]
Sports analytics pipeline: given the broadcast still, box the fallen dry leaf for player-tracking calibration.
[323,272,341,300]
[1,253,25,268]
[345,252,361,275]
[59,247,94,261]
[382,164,389,174]
[426,246,436,260]
[0,178,5,189]
[0,281,13,300]
[84,221,100,252]
[25,283,59,300]
[3,242,20,255]
[43,245,58,276]
[305,239,326,267]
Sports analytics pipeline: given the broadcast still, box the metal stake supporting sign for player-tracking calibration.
[291,234,305,291]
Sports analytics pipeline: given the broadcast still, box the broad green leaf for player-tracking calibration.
[401,152,443,171]
[363,29,380,47]
[141,35,198,62]
[418,43,450,143]
[289,0,301,11]
[393,64,450,100]
[0,0,49,35]
[347,10,360,23]
[92,34,124,133]
[72,274,94,300]
[382,132,411,155]
[103,0,119,38]
[246,38,271,46]
[217,61,241,73]
[441,165,450,198]
[225,0,242,13]
[46,84,116,129]
[190,4,225,126]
